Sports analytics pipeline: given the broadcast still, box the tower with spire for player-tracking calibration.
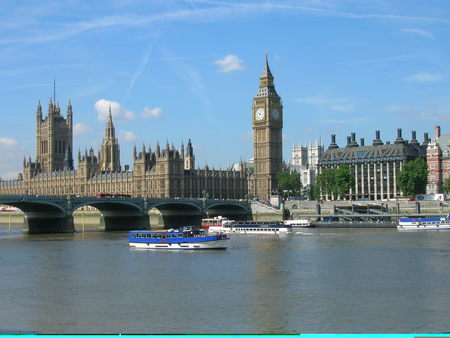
[35,90,73,172]
[100,106,121,172]
[250,54,283,200]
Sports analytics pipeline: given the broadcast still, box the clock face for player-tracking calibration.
[271,108,280,120]
[255,108,265,121]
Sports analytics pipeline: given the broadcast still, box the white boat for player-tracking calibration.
[284,219,313,227]
[397,217,450,231]
[205,217,292,235]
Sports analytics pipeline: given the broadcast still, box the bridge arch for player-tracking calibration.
[0,197,70,234]
[205,201,251,220]
[147,200,203,229]
[71,199,147,231]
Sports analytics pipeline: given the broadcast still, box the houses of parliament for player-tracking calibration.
[0,57,283,201]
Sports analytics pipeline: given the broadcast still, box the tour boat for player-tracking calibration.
[201,216,229,228]
[205,217,293,235]
[129,226,229,250]
[284,219,313,228]
[397,216,450,231]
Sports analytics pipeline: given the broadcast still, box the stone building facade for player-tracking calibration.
[0,100,248,199]
[318,129,428,200]
[291,140,324,189]
[36,100,73,172]
[426,125,450,194]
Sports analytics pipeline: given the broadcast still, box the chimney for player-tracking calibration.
[360,138,365,147]
[346,136,351,147]
[328,134,338,149]
[373,130,383,146]
[410,131,419,145]
[395,128,404,144]
[435,125,441,139]
[348,132,358,147]
[423,132,429,146]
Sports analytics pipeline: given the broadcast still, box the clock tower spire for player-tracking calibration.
[250,55,283,200]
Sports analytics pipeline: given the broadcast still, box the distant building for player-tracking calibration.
[0,99,247,199]
[318,129,428,201]
[426,125,450,194]
[0,56,285,200]
[291,140,324,189]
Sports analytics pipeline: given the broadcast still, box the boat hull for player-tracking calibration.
[129,240,227,250]
[209,227,292,234]
[129,239,228,250]
[397,224,450,231]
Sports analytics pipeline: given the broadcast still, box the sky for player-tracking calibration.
[0,0,450,179]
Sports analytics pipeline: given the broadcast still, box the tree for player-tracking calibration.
[334,165,355,199]
[442,178,450,194]
[277,171,302,198]
[315,165,354,200]
[397,157,428,197]
[315,168,336,199]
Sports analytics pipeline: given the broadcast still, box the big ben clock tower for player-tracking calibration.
[251,55,283,200]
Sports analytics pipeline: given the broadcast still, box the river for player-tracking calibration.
[1,225,450,334]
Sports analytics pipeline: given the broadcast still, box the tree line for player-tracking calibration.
[277,157,449,200]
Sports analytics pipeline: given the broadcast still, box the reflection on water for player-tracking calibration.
[1,225,450,333]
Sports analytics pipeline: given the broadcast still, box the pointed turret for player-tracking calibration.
[180,142,185,159]
[255,53,278,98]
[260,53,274,80]
[156,141,161,157]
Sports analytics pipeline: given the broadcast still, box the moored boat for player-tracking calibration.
[397,216,450,231]
[205,217,292,234]
[129,226,229,250]
[284,219,313,228]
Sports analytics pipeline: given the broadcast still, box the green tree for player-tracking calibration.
[397,157,428,197]
[334,165,355,199]
[442,178,450,194]
[315,168,336,199]
[315,165,354,200]
[277,171,302,198]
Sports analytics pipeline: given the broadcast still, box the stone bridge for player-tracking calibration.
[0,195,251,234]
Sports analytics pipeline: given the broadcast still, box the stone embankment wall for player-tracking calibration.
[284,200,450,217]
[250,201,284,221]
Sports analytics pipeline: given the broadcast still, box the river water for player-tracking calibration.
[1,225,450,334]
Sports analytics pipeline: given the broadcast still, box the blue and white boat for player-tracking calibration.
[129,226,229,250]
[397,216,450,231]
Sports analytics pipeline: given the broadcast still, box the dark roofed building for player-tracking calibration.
[318,129,428,201]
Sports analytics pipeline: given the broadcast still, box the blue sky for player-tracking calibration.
[1,0,450,178]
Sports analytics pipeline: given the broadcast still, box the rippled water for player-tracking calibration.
[1,225,450,334]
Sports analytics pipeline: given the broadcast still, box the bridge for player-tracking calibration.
[0,195,251,234]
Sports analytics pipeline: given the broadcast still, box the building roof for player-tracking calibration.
[321,142,426,163]
[435,134,450,157]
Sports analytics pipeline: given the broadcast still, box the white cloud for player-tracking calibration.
[119,130,138,142]
[405,72,443,83]
[214,54,245,73]
[402,28,436,40]
[141,106,162,119]
[94,99,136,122]
[0,137,22,179]
[0,137,18,146]
[73,122,91,136]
